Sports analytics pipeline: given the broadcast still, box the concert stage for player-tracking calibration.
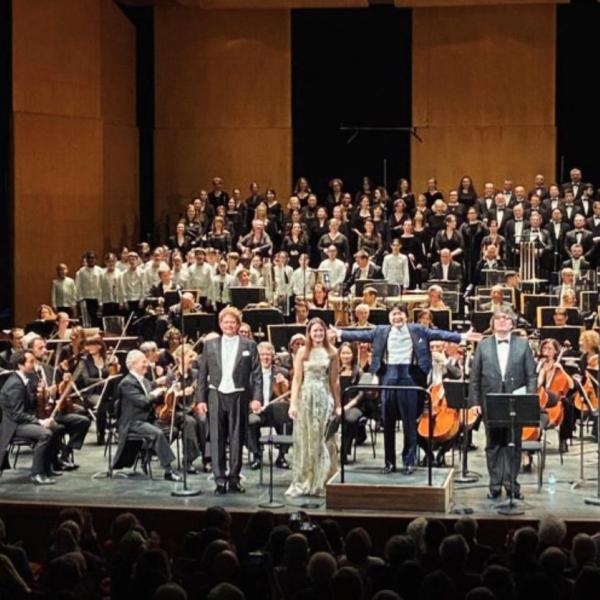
[2,427,600,556]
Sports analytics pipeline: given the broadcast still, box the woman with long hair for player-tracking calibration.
[286,318,341,497]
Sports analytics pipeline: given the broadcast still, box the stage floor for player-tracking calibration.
[2,426,600,523]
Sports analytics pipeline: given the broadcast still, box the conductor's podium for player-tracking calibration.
[326,467,454,513]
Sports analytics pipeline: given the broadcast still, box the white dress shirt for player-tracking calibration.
[51,277,78,308]
[144,261,170,290]
[262,368,272,407]
[318,258,347,290]
[382,253,410,289]
[495,335,510,379]
[219,335,240,394]
[122,267,146,301]
[75,266,103,300]
[100,269,125,305]
[171,266,190,287]
[387,326,413,365]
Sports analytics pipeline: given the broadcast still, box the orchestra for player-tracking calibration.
[1,172,599,508]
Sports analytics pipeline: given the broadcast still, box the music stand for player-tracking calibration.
[444,380,479,485]
[540,326,582,352]
[243,308,285,340]
[537,307,581,327]
[367,282,400,297]
[412,308,451,330]
[163,290,180,311]
[354,279,380,296]
[471,312,493,334]
[182,313,219,340]
[308,309,335,326]
[25,320,55,338]
[429,279,460,293]
[230,286,266,310]
[481,269,507,287]
[268,324,307,352]
[368,309,389,325]
[486,393,539,515]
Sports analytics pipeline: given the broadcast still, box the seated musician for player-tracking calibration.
[0,351,62,484]
[237,219,273,259]
[429,248,463,283]
[290,253,316,298]
[562,243,591,277]
[294,301,310,326]
[238,322,254,340]
[344,250,383,295]
[236,268,253,288]
[503,271,522,316]
[559,289,579,310]
[417,308,434,328]
[354,303,373,328]
[27,336,90,470]
[148,266,181,304]
[417,341,462,467]
[54,312,72,341]
[339,342,378,459]
[78,337,118,446]
[248,342,293,471]
[309,283,329,310]
[140,341,164,382]
[362,286,386,310]
[553,268,580,303]
[0,328,25,370]
[474,244,506,286]
[153,344,210,474]
[480,284,513,312]
[167,292,201,328]
[112,349,182,481]
[426,284,448,311]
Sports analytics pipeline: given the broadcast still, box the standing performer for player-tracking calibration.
[332,304,477,474]
[197,307,262,495]
[286,318,341,497]
[468,307,536,500]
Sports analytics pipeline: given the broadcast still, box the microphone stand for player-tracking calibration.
[172,292,202,497]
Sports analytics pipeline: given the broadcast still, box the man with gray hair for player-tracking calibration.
[469,306,536,500]
[112,349,181,480]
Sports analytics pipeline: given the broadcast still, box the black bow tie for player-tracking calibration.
[515,219,522,222]
[497,340,509,345]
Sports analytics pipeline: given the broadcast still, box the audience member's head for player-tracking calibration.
[211,550,240,584]
[512,527,538,561]
[420,569,457,600]
[574,566,600,600]
[320,519,344,556]
[243,511,275,553]
[538,515,567,550]
[407,517,427,554]
[206,582,246,600]
[283,533,309,569]
[385,534,416,566]
[481,564,514,600]
[331,566,363,600]
[424,519,447,554]
[464,588,495,600]
[440,534,470,571]
[153,583,188,600]
[539,546,568,575]
[572,533,596,568]
[454,516,479,545]
[307,552,337,588]
[344,527,373,565]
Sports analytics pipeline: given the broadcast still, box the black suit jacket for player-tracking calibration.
[116,373,157,433]
[344,263,383,293]
[561,181,584,200]
[474,259,506,285]
[0,373,38,468]
[430,261,463,282]
[476,197,495,218]
[545,221,570,258]
[487,207,512,235]
[562,258,591,271]
[561,203,583,226]
[197,335,262,404]
[564,229,594,257]
[504,219,529,250]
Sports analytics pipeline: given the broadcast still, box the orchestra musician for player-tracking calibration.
[425,285,448,311]
[27,336,90,471]
[429,248,463,283]
[0,351,61,484]
[0,328,25,371]
[112,349,182,481]
[480,285,513,313]
[353,304,373,328]
[344,250,383,295]
[247,342,293,471]
[468,307,537,500]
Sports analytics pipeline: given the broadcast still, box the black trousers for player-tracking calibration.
[247,401,293,457]
[157,412,208,466]
[82,299,100,327]
[485,425,522,493]
[54,412,91,452]
[13,423,60,476]
[382,365,419,468]
[129,420,175,469]
[208,390,246,486]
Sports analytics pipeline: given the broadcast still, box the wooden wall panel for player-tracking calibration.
[12,0,101,118]
[412,5,556,194]
[13,113,103,323]
[12,0,138,324]
[154,7,292,225]
[101,0,139,252]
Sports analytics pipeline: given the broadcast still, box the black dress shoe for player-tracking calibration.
[228,482,246,493]
[507,490,524,500]
[56,460,78,471]
[164,471,182,482]
[487,490,501,500]
[559,440,569,454]
[96,435,105,446]
[31,475,56,485]
[402,465,415,475]
[214,484,227,495]
[275,456,290,470]
[186,466,199,475]
[249,460,262,471]
[467,443,478,452]
[48,470,64,477]
[382,464,396,474]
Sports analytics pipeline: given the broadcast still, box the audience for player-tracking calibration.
[1,508,600,599]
